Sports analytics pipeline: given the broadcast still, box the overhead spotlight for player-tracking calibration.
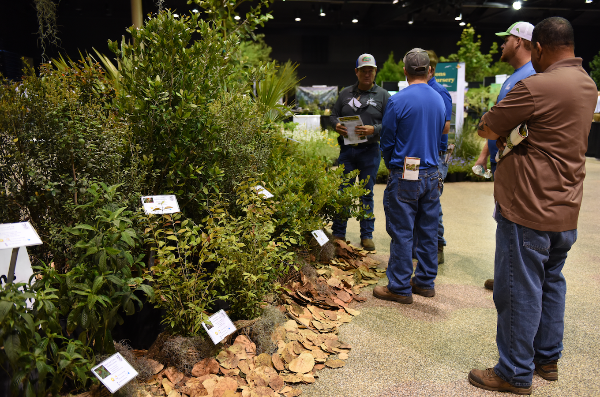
[352,12,359,23]
[512,1,522,9]
[234,15,241,20]
[455,11,462,20]
[408,14,414,24]
[585,0,593,3]
[173,13,179,18]
[192,9,199,13]
[459,21,466,26]
[393,0,399,4]
[320,7,326,16]
[295,12,301,22]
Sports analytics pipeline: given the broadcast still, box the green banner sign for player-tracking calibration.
[435,62,458,92]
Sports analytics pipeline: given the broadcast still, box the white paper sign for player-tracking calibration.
[0,246,34,287]
[0,222,43,249]
[141,195,180,215]
[202,309,237,345]
[338,115,367,145]
[91,353,138,393]
[311,230,329,246]
[253,185,274,199]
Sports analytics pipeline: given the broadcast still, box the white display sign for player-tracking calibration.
[141,195,180,215]
[202,309,237,345]
[0,246,34,287]
[253,185,274,199]
[91,353,138,393]
[311,230,329,246]
[0,222,43,249]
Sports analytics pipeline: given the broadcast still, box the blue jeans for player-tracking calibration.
[437,154,448,247]
[332,144,381,240]
[384,167,441,296]
[493,210,576,387]
[411,155,448,258]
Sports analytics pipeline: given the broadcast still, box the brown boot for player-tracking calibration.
[438,245,445,264]
[373,286,413,304]
[484,279,494,290]
[410,278,435,297]
[361,239,376,251]
[468,368,532,395]
[535,360,558,381]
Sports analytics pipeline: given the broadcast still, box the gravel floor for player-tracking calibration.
[305,158,600,396]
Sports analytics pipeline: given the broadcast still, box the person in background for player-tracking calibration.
[469,17,597,394]
[473,21,536,291]
[373,48,446,304]
[329,54,391,251]
[426,50,453,264]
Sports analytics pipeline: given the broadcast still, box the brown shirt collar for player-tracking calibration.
[543,57,583,74]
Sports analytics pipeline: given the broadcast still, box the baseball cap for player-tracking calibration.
[356,54,377,69]
[403,48,430,76]
[496,21,534,41]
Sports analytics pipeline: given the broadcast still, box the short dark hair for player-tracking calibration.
[426,50,439,70]
[532,17,574,51]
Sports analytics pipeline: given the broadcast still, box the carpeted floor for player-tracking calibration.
[300,158,600,396]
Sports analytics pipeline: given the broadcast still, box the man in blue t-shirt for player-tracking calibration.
[475,21,536,176]
[374,49,446,304]
[473,21,536,291]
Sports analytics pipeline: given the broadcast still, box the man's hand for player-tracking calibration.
[336,123,348,137]
[496,137,507,152]
[355,125,375,138]
[477,119,500,140]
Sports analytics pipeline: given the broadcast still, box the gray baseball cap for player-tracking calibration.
[403,48,430,76]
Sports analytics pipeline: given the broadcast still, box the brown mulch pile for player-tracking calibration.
[80,240,385,397]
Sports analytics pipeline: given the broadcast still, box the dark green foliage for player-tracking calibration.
[0,283,96,396]
[375,51,405,85]
[590,50,600,89]
[0,61,142,271]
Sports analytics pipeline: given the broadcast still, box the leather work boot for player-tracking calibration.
[469,368,532,395]
[484,279,494,290]
[410,278,435,297]
[535,360,558,381]
[373,286,413,304]
[361,239,376,251]
[438,245,445,264]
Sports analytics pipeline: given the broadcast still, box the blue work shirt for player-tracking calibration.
[380,83,446,169]
[489,61,536,163]
[428,77,453,152]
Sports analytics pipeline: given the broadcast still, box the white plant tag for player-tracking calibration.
[311,230,329,246]
[253,185,274,199]
[0,222,43,249]
[141,195,180,215]
[202,310,237,345]
[402,157,420,180]
[91,353,138,393]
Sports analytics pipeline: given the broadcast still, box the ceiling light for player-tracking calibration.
[512,1,522,9]
[455,11,462,20]
[295,13,301,21]
[393,0,399,4]
[585,0,593,3]
[192,9,199,13]
[173,13,179,18]
[320,7,326,16]
[352,17,358,23]
[408,14,414,24]
[459,21,466,26]
[234,15,240,20]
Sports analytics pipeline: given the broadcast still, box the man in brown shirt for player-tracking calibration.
[468,17,598,395]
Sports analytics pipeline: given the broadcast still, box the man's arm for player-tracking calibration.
[474,141,490,167]
[479,81,534,139]
[443,120,450,135]
[379,101,397,168]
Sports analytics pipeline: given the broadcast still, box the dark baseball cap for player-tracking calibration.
[403,48,430,76]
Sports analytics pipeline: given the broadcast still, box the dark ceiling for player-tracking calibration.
[1,0,599,85]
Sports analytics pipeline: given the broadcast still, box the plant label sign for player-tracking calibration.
[253,185,274,199]
[141,195,180,215]
[0,247,33,287]
[91,352,138,393]
[202,309,237,345]
[311,230,329,246]
[0,222,42,250]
